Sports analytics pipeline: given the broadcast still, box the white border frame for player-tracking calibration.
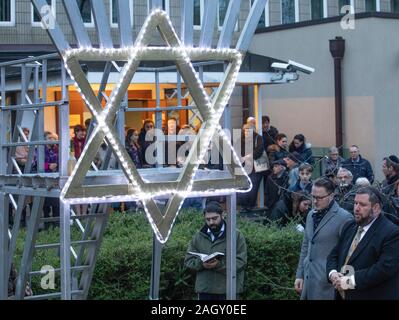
[323,0,328,17]
[31,0,56,27]
[265,0,270,27]
[110,0,134,28]
[193,0,203,30]
[217,0,238,31]
[0,0,15,27]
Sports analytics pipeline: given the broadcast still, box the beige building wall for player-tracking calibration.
[263,97,335,147]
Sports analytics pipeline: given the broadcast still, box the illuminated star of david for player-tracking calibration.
[60,9,251,243]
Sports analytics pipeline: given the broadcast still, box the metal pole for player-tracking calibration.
[59,62,69,185]
[149,235,163,300]
[155,71,163,166]
[60,200,71,300]
[177,72,182,108]
[15,196,44,299]
[226,193,237,299]
[117,94,126,148]
[150,70,163,299]
[0,192,9,299]
[254,84,264,207]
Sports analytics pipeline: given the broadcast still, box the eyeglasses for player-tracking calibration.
[311,193,333,201]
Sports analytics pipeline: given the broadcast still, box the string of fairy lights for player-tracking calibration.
[59,9,252,243]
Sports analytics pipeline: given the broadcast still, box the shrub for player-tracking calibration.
[15,209,303,300]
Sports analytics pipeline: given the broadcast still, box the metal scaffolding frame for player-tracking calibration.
[0,0,270,300]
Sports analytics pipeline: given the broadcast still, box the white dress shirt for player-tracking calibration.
[328,217,378,287]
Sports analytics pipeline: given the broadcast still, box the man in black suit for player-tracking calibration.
[326,186,399,300]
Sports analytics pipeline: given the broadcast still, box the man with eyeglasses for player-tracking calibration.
[295,178,353,299]
[184,201,247,300]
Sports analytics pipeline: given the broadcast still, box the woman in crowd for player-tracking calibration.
[138,119,156,167]
[72,124,86,160]
[126,129,143,169]
[237,123,265,210]
[291,192,312,231]
[124,129,143,212]
[270,191,311,229]
[268,133,289,162]
[43,131,60,227]
[288,134,314,164]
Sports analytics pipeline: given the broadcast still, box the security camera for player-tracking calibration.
[287,60,315,74]
[271,62,290,72]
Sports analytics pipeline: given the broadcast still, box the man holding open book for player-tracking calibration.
[184,201,247,300]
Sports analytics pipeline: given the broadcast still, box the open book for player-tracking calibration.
[188,251,225,263]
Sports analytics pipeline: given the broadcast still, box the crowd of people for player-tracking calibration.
[234,115,399,300]
[236,115,399,232]
[11,115,399,232]
[9,114,399,300]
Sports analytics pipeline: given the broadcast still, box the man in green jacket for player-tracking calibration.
[184,201,247,300]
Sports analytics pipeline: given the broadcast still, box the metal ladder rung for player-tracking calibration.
[70,213,107,220]
[40,217,60,222]
[35,239,97,250]
[29,265,91,276]
[40,213,106,222]
[23,290,83,300]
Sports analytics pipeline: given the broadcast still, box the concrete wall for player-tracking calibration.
[250,17,399,181]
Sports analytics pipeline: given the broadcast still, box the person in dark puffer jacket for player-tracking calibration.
[342,145,374,184]
[288,134,314,165]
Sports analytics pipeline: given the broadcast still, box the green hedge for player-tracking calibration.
[16,209,303,300]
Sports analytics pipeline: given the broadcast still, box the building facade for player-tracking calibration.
[0,0,256,134]
[250,0,399,181]
[2,0,396,181]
